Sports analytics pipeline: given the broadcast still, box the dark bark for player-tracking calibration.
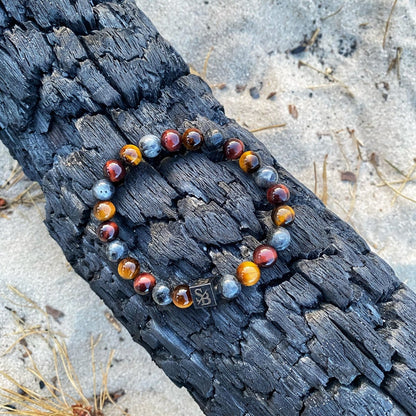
[0,0,415,415]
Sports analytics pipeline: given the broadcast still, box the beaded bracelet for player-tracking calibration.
[91,127,295,309]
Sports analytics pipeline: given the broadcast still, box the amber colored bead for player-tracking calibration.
[172,285,193,308]
[103,159,126,183]
[223,138,245,160]
[118,257,140,280]
[236,261,261,286]
[267,184,290,205]
[93,201,116,222]
[181,128,204,151]
[133,273,156,295]
[161,129,181,152]
[119,144,142,166]
[97,221,119,242]
[253,245,278,268]
[239,151,261,173]
[272,205,296,226]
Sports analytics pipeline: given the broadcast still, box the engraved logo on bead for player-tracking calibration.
[189,283,217,309]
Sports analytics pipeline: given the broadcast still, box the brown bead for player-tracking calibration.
[172,285,193,308]
[239,151,261,173]
[161,129,181,152]
[223,138,245,160]
[236,261,261,286]
[181,128,204,150]
[103,159,126,183]
[118,257,140,280]
[272,205,296,226]
[253,245,278,268]
[97,221,119,242]
[93,201,116,222]
[133,273,156,295]
[267,184,290,205]
[119,144,142,166]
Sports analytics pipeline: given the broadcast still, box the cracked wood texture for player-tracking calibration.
[0,0,415,415]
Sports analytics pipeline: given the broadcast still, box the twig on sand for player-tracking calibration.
[383,0,399,49]
[250,124,286,133]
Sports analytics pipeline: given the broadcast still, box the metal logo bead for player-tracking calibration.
[189,282,217,309]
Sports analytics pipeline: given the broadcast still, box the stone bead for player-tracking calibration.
[267,184,290,205]
[181,128,204,150]
[205,129,225,149]
[133,273,156,295]
[93,201,116,221]
[103,159,126,183]
[92,179,115,201]
[97,221,119,242]
[106,239,128,263]
[239,151,261,173]
[161,129,181,152]
[253,245,278,268]
[272,205,296,227]
[172,285,193,308]
[254,166,279,188]
[152,283,172,306]
[218,274,241,300]
[269,227,291,251]
[119,144,142,166]
[236,261,261,286]
[118,257,140,280]
[223,138,245,160]
[139,134,162,158]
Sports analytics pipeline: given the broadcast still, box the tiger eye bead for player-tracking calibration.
[161,129,181,152]
[97,221,119,242]
[103,159,126,183]
[236,261,261,286]
[272,205,296,226]
[223,138,245,160]
[92,179,115,201]
[239,151,261,173]
[267,184,290,205]
[93,201,116,221]
[253,245,278,268]
[172,285,193,308]
[181,128,204,150]
[133,273,156,295]
[118,257,140,280]
[119,144,142,166]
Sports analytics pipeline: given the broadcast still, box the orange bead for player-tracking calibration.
[271,205,296,226]
[119,144,142,166]
[236,261,261,286]
[118,257,140,280]
[239,151,261,173]
[93,201,116,221]
[172,285,193,308]
[181,128,204,150]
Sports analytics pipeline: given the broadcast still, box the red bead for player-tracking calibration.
[97,221,119,242]
[266,184,290,205]
[223,138,245,160]
[133,273,156,295]
[181,128,204,150]
[103,160,126,183]
[161,129,181,152]
[253,245,278,268]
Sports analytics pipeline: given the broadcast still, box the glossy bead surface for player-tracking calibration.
[139,134,162,158]
[269,227,291,251]
[239,151,261,173]
[272,205,296,226]
[118,257,140,280]
[152,284,172,306]
[253,245,278,268]
[161,129,181,152]
[205,129,225,149]
[97,221,119,242]
[92,179,115,201]
[267,184,290,205]
[119,144,142,166]
[181,128,204,150]
[254,166,279,188]
[103,159,126,183]
[106,239,128,263]
[172,285,193,308]
[236,261,261,286]
[93,201,116,221]
[218,274,241,300]
[133,273,156,295]
[223,138,245,160]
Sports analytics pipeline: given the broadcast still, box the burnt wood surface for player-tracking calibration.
[0,0,415,415]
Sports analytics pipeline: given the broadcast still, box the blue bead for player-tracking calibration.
[92,179,115,201]
[269,227,291,251]
[139,134,162,158]
[106,239,128,262]
[254,166,279,188]
[218,274,241,300]
[152,284,172,306]
[205,129,225,149]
